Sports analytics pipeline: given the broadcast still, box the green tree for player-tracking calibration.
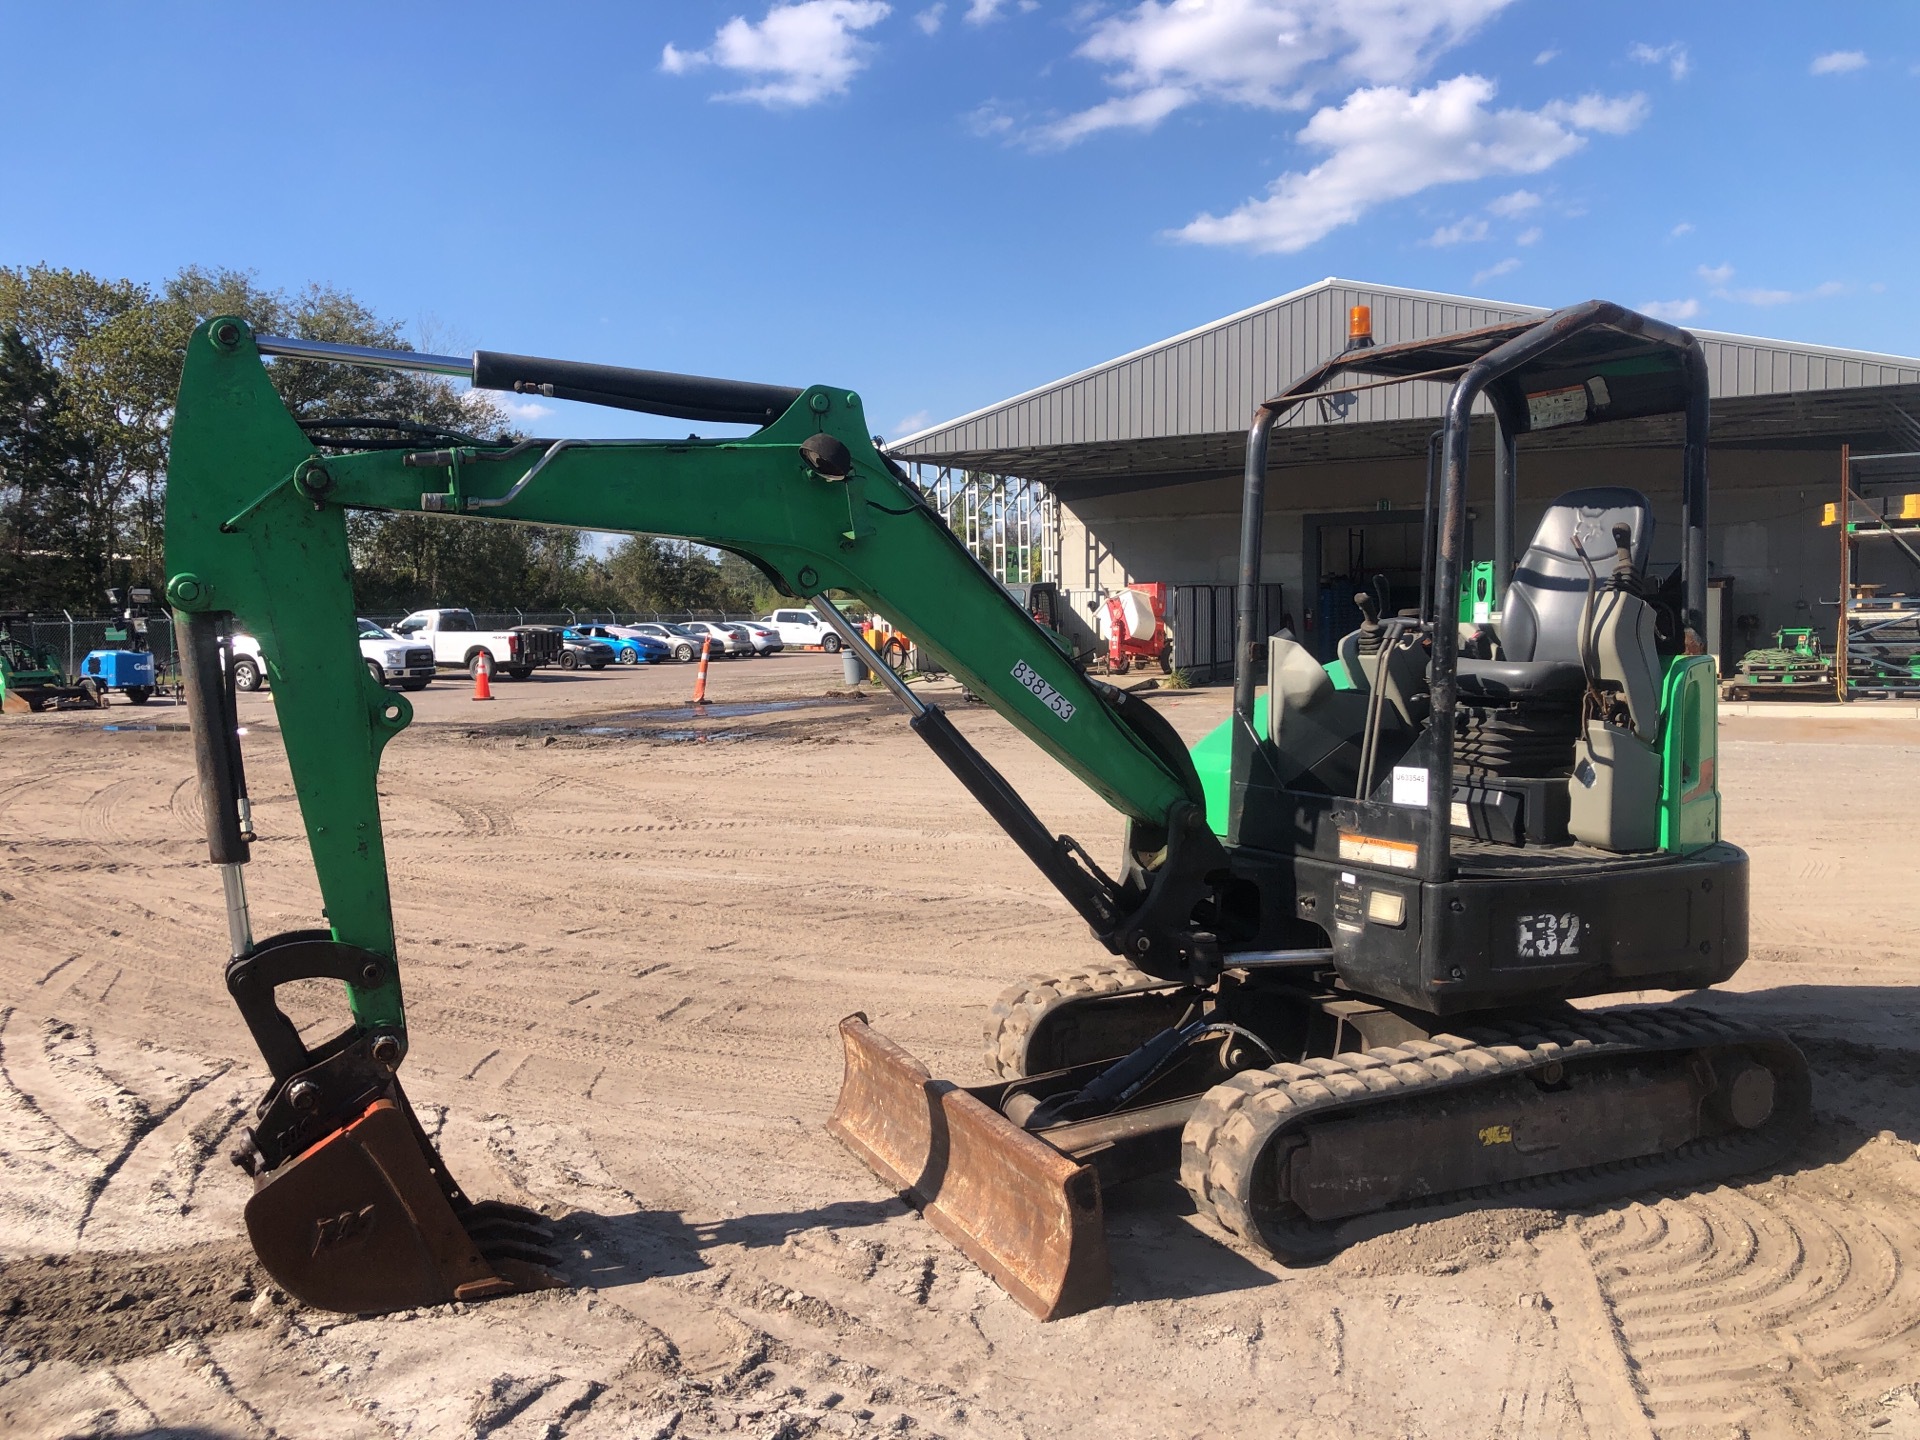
[0,328,91,608]
[0,262,627,614]
[598,538,783,616]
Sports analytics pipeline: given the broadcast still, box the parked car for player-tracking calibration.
[390,608,562,679]
[757,607,842,651]
[674,620,754,657]
[531,627,614,670]
[565,624,667,665]
[729,622,784,657]
[230,618,438,692]
[618,622,701,661]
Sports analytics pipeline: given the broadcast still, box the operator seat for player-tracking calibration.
[1456,487,1655,704]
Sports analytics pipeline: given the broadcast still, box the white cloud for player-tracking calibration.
[1540,91,1649,133]
[915,3,944,33]
[1534,48,1559,65]
[1811,50,1868,75]
[1041,0,1518,143]
[891,409,933,436]
[1041,85,1190,145]
[965,0,1029,20]
[1641,298,1700,322]
[662,1,892,107]
[966,101,1016,136]
[1670,220,1694,237]
[1487,187,1541,217]
[1697,261,1734,284]
[1516,225,1542,245]
[1714,279,1846,306]
[1629,41,1690,81]
[1175,75,1645,255]
[1425,216,1489,246]
[464,390,554,428]
[1473,257,1521,285]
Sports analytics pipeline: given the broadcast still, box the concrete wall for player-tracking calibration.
[1058,445,1861,658]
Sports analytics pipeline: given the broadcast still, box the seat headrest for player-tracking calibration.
[1501,487,1655,663]
[1525,487,1654,576]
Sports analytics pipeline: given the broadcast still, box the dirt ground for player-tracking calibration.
[3,653,1920,1440]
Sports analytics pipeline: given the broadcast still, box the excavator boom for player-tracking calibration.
[164,318,1209,1316]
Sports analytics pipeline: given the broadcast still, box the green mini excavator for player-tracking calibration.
[165,304,1808,1321]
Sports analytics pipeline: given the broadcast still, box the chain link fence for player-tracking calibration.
[5,609,796,690]
[7,614,184,688]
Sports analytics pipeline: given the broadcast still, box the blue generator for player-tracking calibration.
[80,648,156,703]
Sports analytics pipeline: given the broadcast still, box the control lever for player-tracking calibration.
[1354,591,1384,656]
[1609,522,1638,591]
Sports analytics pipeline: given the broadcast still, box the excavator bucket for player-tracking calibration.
[244,1093,561,1314]
[828,1014,1109,1320]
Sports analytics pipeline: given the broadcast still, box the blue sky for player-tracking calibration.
[1,1,1915,443]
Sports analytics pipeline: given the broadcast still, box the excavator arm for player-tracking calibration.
[164,318,1225,1317]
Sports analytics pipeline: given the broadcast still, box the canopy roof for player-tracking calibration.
[891,279,1920,502]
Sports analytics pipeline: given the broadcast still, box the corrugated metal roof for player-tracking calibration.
[892,277,1920,466]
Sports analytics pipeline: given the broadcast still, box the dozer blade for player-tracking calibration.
[244,1096,562,1314]
[828,1014,1108,1320]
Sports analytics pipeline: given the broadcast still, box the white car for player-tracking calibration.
[229,618,437,693]
[675,620,754,657]
[729,622,784,657]
[619,622,703,661]
[757,607,842,651]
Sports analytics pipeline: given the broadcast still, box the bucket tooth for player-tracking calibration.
[828,1013,1109,1320]
[243,1096,561,1314]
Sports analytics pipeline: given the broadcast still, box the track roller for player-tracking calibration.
[984,961,1199,1078]
[1180,1006,1812,1263]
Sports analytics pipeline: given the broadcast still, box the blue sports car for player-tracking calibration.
[564,625,668,665]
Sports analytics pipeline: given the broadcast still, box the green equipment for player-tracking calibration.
[1726,626,1835,698]
[166,305,1808,1322]
[1,615,87,713]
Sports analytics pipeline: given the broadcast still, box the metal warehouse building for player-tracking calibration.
[892,278,1920,674]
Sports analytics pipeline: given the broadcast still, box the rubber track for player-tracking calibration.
[1179,1005,1812,1263]
[982,961,1175,1078]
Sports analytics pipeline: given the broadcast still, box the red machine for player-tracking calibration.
[1103,583,1171,674]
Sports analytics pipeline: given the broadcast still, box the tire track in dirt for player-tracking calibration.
[76,775,167,847]
[167,773,204,834]
[0,763,96,822]
[1578,1149,1920,1437]
[0,1010,245,1251]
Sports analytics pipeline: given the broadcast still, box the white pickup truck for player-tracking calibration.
[757,607,843,651]
[390,608,564,680]
[230,618,438,692]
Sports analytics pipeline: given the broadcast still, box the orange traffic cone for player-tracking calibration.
[691,637,712,705]
[472,651,494,701]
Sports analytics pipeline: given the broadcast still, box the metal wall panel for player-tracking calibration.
[895,278,1920,462]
